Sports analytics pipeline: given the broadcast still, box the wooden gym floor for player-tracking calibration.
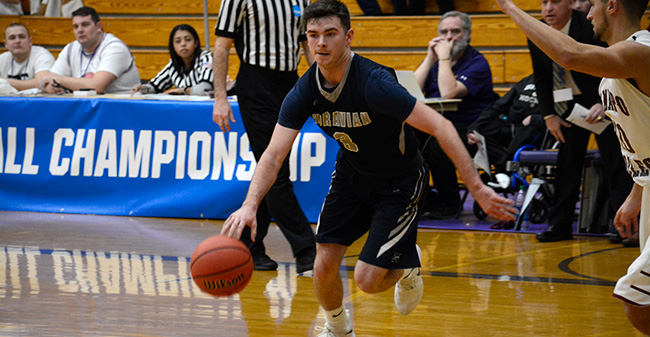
[0,210,643,336]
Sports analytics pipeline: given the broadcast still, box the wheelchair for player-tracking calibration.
[471,133,558,226]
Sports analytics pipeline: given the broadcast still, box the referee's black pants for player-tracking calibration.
[235,63,316,259]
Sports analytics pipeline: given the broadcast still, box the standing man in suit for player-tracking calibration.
[211,0,317,273]
[530,0,632,242]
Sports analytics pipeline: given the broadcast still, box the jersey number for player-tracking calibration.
[333,132,359,152]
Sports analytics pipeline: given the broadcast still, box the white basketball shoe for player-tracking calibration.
[394,244,423,315]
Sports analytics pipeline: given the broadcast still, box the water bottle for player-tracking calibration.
[521,206,530,230]
[515,185,529,230]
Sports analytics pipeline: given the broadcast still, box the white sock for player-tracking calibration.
[324,306,347,331]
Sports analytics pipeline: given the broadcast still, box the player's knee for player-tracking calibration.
[354,273,376,293]
[313,254,341,282]
[623,302,650,334]
[354,277,380,294]
[353,265,388,293]
[313,259,335,279]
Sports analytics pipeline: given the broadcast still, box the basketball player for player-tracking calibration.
[495,0,650,333]
[221,1,516,336]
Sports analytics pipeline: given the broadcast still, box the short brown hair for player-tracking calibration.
[303,0,351,31]
[4,23,29,38]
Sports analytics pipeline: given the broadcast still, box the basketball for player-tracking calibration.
[190,235,254,297]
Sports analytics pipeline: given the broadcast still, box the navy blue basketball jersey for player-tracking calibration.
[279,53,423,178]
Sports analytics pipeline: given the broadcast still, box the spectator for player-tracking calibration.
[393,0,455,15]
[526,0,632,243]
[41,7,140,94]
[357,0,455,15]
[434,0,455,14]
[571,0,592,13]
[38,0,84,17]
[467,74,544,176]
[212,0,317,272]
[131,24,231,96]
[0,0,26,15]
[414,10,497,219]
[357,0,383,15]
[0,23,55,91]
[221,2,515,336]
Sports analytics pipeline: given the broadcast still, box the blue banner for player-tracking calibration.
[0,96,338,222]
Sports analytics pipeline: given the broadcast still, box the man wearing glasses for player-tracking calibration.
[413,11,497,219]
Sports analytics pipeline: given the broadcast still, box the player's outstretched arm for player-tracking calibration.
[495,0,650,81]
[495,0,587,65]
[221,125,300,240]
[406,101,517,221]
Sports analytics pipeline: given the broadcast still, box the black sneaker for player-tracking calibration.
[253,254,278,271]
[296,247,316,274]
[536,230,573,242]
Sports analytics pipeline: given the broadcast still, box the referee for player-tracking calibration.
[211,0,316,272]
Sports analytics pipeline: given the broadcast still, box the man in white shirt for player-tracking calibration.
[0,23,55,91]
[41,6,140,94]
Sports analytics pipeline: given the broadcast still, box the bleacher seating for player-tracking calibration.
[80,0,541,16]
[1,0,649,95]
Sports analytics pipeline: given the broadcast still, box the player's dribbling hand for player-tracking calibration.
[474,185,517,221]
[221,205,258,241]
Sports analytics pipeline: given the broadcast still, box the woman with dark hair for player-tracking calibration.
[132,24,233,96]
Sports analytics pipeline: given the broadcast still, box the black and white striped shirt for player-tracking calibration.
[149,50,214,92]
[215,0,309,72]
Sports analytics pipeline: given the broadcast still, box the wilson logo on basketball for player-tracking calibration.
[203,273,245,290]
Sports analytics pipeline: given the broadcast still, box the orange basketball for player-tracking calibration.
[190,235,253,297]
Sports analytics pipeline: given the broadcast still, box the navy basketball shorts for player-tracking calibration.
[316,159,428,269]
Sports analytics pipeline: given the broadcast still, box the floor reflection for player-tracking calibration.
[0,211,644,336]
[0,244,320,336]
